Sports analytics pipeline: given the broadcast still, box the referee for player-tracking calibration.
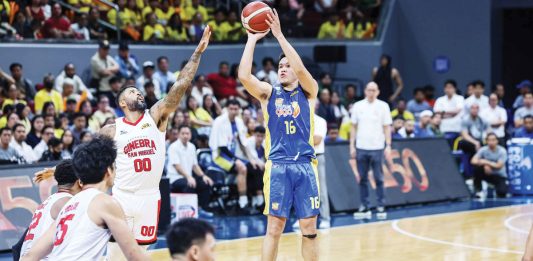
[349,82,392,219]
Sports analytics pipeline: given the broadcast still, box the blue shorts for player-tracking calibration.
[263,158,320,219]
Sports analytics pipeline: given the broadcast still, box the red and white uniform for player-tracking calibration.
[113,110,166,244]
[20,192,72,258]
[49,188,111,260]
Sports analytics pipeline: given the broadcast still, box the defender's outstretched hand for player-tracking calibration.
[266,9,282,38]
[247,29,270,42]
[195,25,211,54]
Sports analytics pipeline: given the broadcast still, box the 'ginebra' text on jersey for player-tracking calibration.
[123,138,158,158]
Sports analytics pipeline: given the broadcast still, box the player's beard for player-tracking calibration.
[127,100,147,112]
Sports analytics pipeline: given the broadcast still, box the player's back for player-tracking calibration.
[20,192,71,258]
[49,188,111,260]
[264,85,315,162]
[114,110,166,192]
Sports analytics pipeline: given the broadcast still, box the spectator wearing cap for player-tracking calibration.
[154,56,177,95]
[136,61,162,99]
[480,93,507,143]
[9,63,35,101]
[55,63,93,100]
[464,80,489,112]
[514,115,533,139]
[513,80,532,109]
[115,42,140,79]
[414,110,434,138]
[34,74,63,115]
[41,3,75,39]
[90,40,119,96]
[514,93,533,128]
[407,87,431,121]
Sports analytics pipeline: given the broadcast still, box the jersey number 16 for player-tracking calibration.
[284,120,296,135]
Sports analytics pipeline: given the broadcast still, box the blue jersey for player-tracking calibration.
[264,85,315,162]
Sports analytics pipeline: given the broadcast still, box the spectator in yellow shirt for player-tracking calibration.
[181,0,208,22]
[2,84,27,110]
[166,13,189,42]
[390,99,415,121]
[208,9,226,42]
[156,0,175,25]
[142,0,159,22]
[125,0,142,28]
[220,10,244,42]
[345,18,376,39]
[143,13,166,41]
[186,96,212,132]
[317,14,344,39]
[34,74,63,114]
[107,0,129,28]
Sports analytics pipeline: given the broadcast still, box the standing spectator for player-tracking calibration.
[471,133,507,198]
[41,4,74,39]
[188,12,206,42]
[514,115,533,138]
[10,123,37,163]
[390,99,414,121]
[316,88,336,124]
[26,115,44,148]
[38,137,63,162]
[115,42,140,79]
[464,80,489,111]
[207,61,246,102]
[203,94,221,119]
[372,54,403,103]
[61,129,74,159]
[434,79,464,141]
[34,74,63,114]
[513,80,531,110]
[458,103,488,164]
[429,113,443,137]
[88,7,107,40]
[33,125,54,160]
[407,87,431,120]
[244,126,266,210]
[92,96,116,126]
[256,57,278,85]
[350,82,392,219]
[143,13,165,42]
[414,110,434,138]
[317,13,343,39]
[70,112,88,144]
[136,61,162,99]
[0,128,23,164]
[480,93,507,143]
[154,56,177,95]
[9,63,35,100]
[90,40,119,97]
[182,0,208,22]
[319,72,333,91]
[55,63,92,100]
[166,125,214,215]
[70,13,90,40]
[514,93,533,128]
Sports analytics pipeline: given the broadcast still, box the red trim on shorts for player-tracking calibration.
[136,199,160,245]
[122,113,145,126]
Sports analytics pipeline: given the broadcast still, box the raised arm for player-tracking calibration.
[267,9,318,99]
[238,30,272,102]
[150,26,211,131]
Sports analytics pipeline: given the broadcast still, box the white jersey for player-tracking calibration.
[20,192,72,258]
[49,188,111,260]
[114,110,166,192]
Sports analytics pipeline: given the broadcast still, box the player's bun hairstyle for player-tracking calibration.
[72,136,117,185]
[54,159,78,186]
[166,218,214,255]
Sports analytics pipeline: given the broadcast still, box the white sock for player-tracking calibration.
[255,195,264,206]
[239,196,248,208]
[251,196,258,207]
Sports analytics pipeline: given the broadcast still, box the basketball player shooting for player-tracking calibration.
[238,9,320,261]
[99,26,211,259]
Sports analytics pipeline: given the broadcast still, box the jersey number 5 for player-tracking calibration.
[284,120,296,134]
[54,214,75,246]
[134,158,152,173]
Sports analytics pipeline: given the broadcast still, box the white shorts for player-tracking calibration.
[112,188,161,245]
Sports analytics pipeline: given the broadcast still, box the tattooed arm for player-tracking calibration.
[150,26,211,131]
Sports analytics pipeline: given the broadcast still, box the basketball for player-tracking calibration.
[241,1,273,33]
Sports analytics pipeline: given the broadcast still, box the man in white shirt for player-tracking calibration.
[255,57,278,85]
[10,124,37,163]
[55,63,93,100]
[349,82,392,219]
[154,56,177,96]
[514,93,533,128]
[34,126,54,160]
[434,79,464,139]
[244,126,266,209]
[90,40,119,95]
[480,93,507,141]
[464,80,489,111]
[167,125,214,214]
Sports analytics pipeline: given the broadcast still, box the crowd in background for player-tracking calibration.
[0,0,381,41]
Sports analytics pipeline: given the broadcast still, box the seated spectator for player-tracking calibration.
[407,87,431,120]
[25,0,46,23]
[55,63,92,101]
[70,112,89,145]
[9,63,35,101]
[143,81,159,109]
[318,13,342,39]
[166,13,189,42]
[414,110,434,138]
[345,17,376,39]
[155,0,174,25]
[38,137,63,162]
[208,8,226,42]
[141,0,159,21]
[459,103,488,163]
[35,74,63,114]
[115,42,140,79]
[34,125,54,160]
[390,99,415,121]
[41,4,74,39]
[429,113,443,137]
[88,7,107,40]
[92,96,116,127]
[2,84,27,109]
[203,94,221,119]
[471,133,507,198]
[256,57,278,85]
[182,0,208,22]
[244,126,266,209]
[10,124,37,163]
[513,80,531,109]
[423,85,436,107]
[61,78,80,103]
[398,120,416,138]
[71,13,90,40]
[186,96,212,135]
[0,106,15,129]
[107,0,128,27]
[514,115,533,139]
[165,219,215,261]
[155,56,177,95]
[319,72,333,91]
[220,10,244,42]
[207,61,246,102]
[124,0,142,29]
[514,93,533,128]
[464,80,489,111]
[480,93,507,142]
[188,12,206,42]
[190,75,214,106]
[331,91,349,123]
[492,83,507,108]
[90,40,119,96]
[41,102,57,118]
[137,61,162,99]
[434,79,464,140]
[61,129,74,159]
[13,11,33,38]
[343,84,361,107]
[166,125,214,216]
[392,117,404,139]
[316,88,336,124]
[80,131,93,143]
[0,127,23,164]
[325,123,345,142]
[15,104,31,135]
[143,13,166,42]
[26,115,44,148]
[80,100,100,132]
[3,112,20,130]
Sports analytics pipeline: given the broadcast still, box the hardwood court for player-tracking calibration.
[149,204,533,260]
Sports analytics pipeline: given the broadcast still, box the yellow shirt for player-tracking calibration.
[125,8,142,27]
[155,8,175,24]
[189,107,212,129]
[166,26,188,42]
[207,21,225,41]
[107,9,131,28]
[34,89,63,114]
[220,21,244,42]
[390,109,415,121]
[318,21,343,39]
[136,0,144,9]
[141,6,154,21]
[143,24,166,41]
[0,116,6,128]
[2,99,27,109]
[181,5,208,22]
[345,21,375,39]
[54,128,64,139]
